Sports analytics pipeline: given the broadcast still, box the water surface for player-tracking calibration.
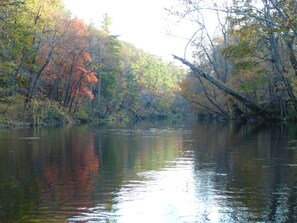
[0,121,297,222]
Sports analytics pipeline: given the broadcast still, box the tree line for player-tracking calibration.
[1,0,296,126]
[171,0,297,121]
[0,0,188,126]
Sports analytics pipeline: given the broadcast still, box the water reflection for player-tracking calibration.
[188,122,297,223]
[0,121,297,222]
[0,127,100,222]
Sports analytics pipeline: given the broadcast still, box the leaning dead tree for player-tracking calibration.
[173,55,268,117]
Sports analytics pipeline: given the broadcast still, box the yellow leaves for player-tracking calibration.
[173,84,182,92]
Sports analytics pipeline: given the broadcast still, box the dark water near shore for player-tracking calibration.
[0,120,297,222]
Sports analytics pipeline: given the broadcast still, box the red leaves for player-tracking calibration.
[70,18,90,37]
[71,67,98,101]
[80,86,95,100]
[77,66,87,74]
[40,18,98,106]
[83,52,92,62]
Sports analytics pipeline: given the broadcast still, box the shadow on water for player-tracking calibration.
[0,120,296,222]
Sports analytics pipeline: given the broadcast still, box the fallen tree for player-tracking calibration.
[173,55,269,117]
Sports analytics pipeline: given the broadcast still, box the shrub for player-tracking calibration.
[29,98,67,126]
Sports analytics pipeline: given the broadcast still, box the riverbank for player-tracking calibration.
[0,96,191,129]
[0,97,289,129]
[0,97,75,129]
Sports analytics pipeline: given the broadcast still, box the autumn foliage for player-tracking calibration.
[0,0,187,125]
[42,18,98,111]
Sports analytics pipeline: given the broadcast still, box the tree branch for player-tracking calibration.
[173,54,266,115]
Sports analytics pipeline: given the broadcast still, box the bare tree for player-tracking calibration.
[170,0,297,119]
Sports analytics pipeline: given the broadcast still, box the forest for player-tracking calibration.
[0,0,296,127]
[0,0,189,127]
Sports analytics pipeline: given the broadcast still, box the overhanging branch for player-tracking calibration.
[173,54,266,115]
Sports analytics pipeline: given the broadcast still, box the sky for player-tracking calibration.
[63,0,193,62]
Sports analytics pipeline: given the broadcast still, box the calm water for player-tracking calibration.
[0,120,297,223]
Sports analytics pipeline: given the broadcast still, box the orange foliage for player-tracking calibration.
[40,18,98,105]
[83,52,92,62]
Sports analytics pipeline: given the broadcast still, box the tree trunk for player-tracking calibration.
[285,36,297,77]
[28,50,53,101]
[173,55,266,116]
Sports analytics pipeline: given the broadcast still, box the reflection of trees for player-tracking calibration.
[0,122,184,222]
[39,129,99,218]
[1,121,296,222]
[92,124,183,213]
[0,129,42,222]
[0,127,100,222]
[187,122,297,222]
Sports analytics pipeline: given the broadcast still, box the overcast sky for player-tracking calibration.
[63,0,192,61]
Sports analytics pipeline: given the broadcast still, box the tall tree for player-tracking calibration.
[170,0,297,119]
[43,18,98,112]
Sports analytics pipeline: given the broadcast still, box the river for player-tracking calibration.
[0,120,296,222]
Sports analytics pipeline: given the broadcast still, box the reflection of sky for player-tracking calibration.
[68,152,229,223]
[67,124,297,223]
[2,124,297,222]
[116,160,198,223]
